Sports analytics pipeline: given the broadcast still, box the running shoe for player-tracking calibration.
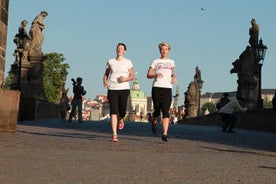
[151,122,157,134]
[112,135,118,142]
[118,119,124,130]
[162,135,168,142]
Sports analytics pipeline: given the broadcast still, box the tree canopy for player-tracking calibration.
[201,102,217,114]
[43,53,69,103]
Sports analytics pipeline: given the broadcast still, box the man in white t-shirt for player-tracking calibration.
[218,96,248,133]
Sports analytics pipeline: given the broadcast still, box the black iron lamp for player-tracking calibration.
[256,38,268,108]
[197,79,204,115]
[256,38,268,62]
[14,32,28,91]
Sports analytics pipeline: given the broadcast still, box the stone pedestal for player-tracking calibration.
[237,81,258,109]
[231,46,259,109]
[20,62,31,85]
[0,90,20,132]
[20,98,61,120]
[10,54,46,100]
[185,103,198,119]
[21,54,46,100]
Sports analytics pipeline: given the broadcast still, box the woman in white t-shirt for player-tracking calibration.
[103,43,134,142]
[147,42,177,142]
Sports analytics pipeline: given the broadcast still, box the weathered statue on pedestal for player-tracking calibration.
[29,11,48,56]
[11,11,48,100]
[10,11,61,120]
[12,20,29,88]
[249,18,259,50]
[230,18,260,109]
[184,67,202,118]
[13,20,30,64]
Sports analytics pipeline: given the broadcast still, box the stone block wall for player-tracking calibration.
[0,90,20,132]
[20,98,61,120]
[179,109,276,132]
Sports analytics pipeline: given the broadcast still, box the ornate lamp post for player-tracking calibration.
[197,79,203,116]
[14,32,28,91]
[61,71,68,92]
[256,38,268,108]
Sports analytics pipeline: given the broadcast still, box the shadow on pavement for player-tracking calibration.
[18,119,276,152]
[201,146,276,158]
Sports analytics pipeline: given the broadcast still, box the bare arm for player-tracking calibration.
[147,67,162,79]
[119,67,134,82]
[103,68,110,87]
[171,67,177,83]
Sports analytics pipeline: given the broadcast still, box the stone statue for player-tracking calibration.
[11,12,48,99]
[194,66,201,83]
[230,46,259,83]
[18,20,28,35]
[11,20,30,89]
[14,20,30,64]
[249,18,259,49]
[184,81,199,118]
[184,66,203,118]
[230,46,259,109]
[29,11,48,55]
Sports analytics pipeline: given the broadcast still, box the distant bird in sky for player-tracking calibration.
[201,8,205,11]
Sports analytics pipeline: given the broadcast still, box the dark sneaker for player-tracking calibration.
[228,130,236,133]
[151,122,157,134]
[161,135,168,142]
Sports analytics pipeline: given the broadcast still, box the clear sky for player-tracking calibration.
[5,0,276,103]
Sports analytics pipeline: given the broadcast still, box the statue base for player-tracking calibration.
[20,98,61,120]
[237,80,258,109]
[0,90,20,132]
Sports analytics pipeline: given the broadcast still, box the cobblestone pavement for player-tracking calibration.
[0,119,275,184]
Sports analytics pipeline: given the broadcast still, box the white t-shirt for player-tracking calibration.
[218,98,248,114]
[106,58,133,90]
[150,58,175,88]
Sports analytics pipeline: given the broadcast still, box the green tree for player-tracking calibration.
[3,62,20,90]
[43,53,69,104]
[201,102,217,114]
[3,72,15,90]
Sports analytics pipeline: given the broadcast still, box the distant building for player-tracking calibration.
[200,89,275,109]
[200,91,237,107]
[147,96,153,114]
[96,94,109,120]
[127,74,148,122]
[261,89,275,102]
[69,87,275,121]
[94,74,150,122]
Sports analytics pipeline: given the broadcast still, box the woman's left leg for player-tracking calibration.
[161,88,172,141]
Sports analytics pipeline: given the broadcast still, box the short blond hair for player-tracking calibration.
[158,42,171,51]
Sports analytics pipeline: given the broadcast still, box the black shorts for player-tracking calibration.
[108,89,130,117]
[151,87,172,118]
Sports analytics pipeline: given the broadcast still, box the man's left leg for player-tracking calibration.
[77,100,83,122]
